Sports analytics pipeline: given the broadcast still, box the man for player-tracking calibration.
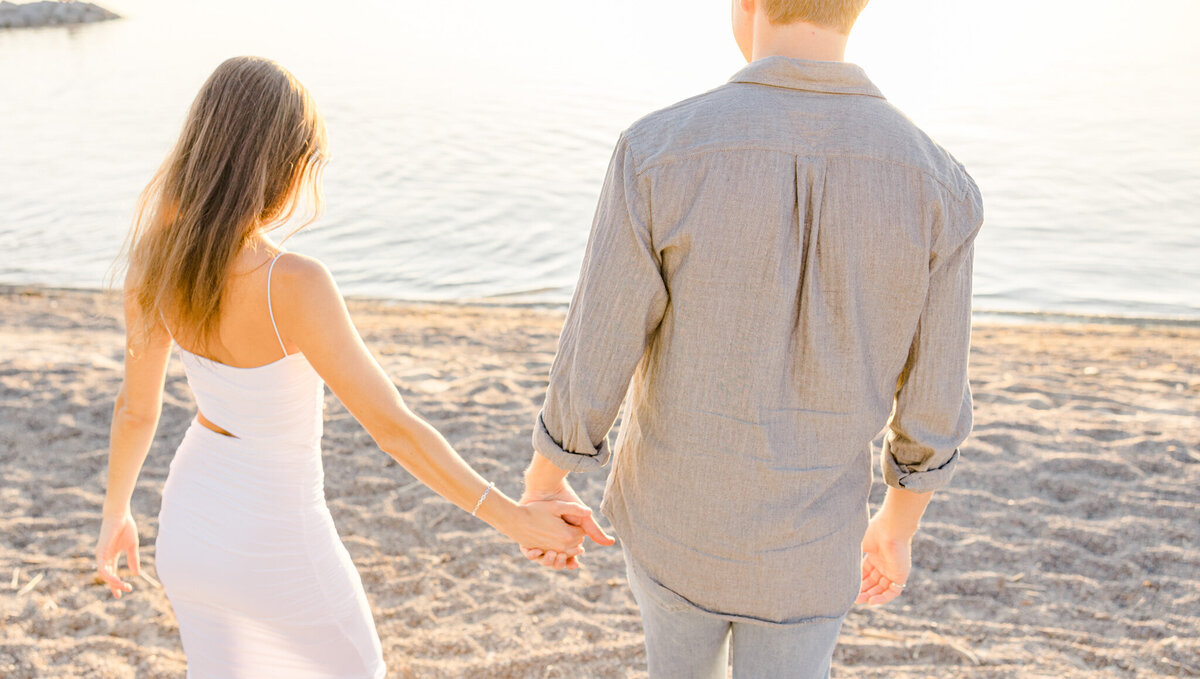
[521,0,983,676]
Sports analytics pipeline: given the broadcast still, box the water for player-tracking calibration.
[2,0,1198,320]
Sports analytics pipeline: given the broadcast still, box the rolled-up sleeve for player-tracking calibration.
[532,133,668,473]
[882,180,984,492]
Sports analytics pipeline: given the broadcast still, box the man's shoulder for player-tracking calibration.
[617,82,746,170]
[624,85,729,134]
[803,93,981,203]
[891,120,980,202]
[617,81,977,203]
[882,110,984,237]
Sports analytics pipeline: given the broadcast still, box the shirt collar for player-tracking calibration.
[728,56,885,99]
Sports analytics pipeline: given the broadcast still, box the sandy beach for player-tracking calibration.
[1,285,1197,678]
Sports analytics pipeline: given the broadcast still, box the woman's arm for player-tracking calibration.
[272,254,588,556]
[96,281,172,597]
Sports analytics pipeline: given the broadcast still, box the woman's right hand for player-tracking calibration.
[95,511,141,599]
[518,476,615,570]
[505,501,590,569]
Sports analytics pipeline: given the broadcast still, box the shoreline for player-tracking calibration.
[4,282,1198,329]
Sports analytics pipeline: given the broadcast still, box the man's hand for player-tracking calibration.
[855,516,911,605]
[520,456,614,570]
[856,486,932,605]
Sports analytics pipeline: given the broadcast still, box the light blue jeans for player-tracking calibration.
[624,547,844,679]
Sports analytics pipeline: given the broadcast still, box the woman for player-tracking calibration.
[94,56,592,678]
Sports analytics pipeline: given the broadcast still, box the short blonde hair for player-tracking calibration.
[763,0,870,34]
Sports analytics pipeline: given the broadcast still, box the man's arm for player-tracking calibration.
[859,179,984,604]
[522,132,667,567]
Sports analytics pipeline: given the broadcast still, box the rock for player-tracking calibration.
[0,1,120,30]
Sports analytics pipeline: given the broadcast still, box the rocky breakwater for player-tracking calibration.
[0,1,119,29]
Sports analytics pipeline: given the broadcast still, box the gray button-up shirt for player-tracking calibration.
[533,56,983,624]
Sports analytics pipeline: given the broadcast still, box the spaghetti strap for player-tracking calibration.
[158,310,174,340]
[266,252,288,358]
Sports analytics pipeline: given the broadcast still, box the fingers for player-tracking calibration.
[856,580,891,603]
[520,546,584,571]
[530,543,584,559]
[95,556,132,598]
[519,499,613,569]
[550,501,615,546]
[551,526,585,556]
[860,566,883,594]
[523,547,549,568]
[858,579,891,601]
[96,567,130,598]
[856,557,906,606]
[127,546,141,577]
[862,585,903,606]
[580,514,616,546]
[855,557,882,604]
[551,501,591,526]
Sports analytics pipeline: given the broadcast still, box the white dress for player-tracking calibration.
[154,255,386,678]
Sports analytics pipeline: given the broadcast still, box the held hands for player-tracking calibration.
[856,515,912,606]
[519,478,614,570]
[505,499,595,566]
[95,511,141,599]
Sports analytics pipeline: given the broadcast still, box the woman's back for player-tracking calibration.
[169,245,298,369]
[166,247,324,445]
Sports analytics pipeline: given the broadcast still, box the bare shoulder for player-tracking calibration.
[266,251,359,355]
[272,252,337,290]
[269,252,344,313]
[272,251,330,279]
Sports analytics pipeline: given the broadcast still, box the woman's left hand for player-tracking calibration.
[95,512,140,598]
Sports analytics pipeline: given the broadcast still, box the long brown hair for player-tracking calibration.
[121,56,328,349]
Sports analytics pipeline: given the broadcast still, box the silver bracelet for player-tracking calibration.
[471,481,495,517]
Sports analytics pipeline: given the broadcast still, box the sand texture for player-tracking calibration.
[1,286,1197,678]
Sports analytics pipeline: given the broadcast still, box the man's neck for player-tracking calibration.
[750,18,849,63]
